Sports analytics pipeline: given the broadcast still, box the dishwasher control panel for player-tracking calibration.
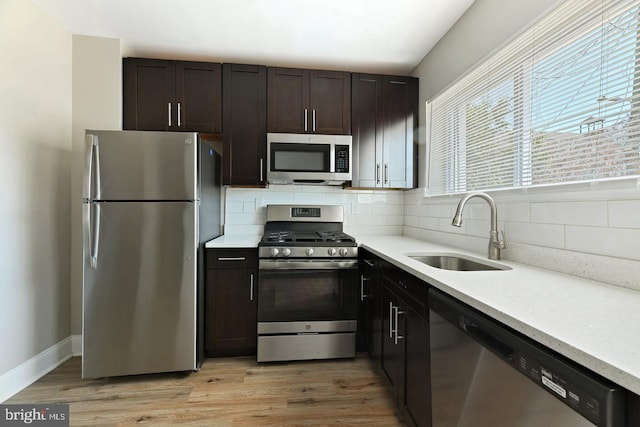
[515,352,602,425]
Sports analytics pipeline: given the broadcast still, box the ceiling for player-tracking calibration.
[31,0,474,75]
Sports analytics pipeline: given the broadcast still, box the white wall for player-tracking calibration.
[412,0,562,102]
[70,35,122,336]
[408,0,640,290]
[0,0,72,377]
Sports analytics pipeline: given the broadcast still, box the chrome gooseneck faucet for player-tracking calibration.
[452,192,506,260]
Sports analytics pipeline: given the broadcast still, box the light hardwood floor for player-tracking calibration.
[6,355,405,426]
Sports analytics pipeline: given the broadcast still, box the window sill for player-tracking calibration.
[420,176,640,203]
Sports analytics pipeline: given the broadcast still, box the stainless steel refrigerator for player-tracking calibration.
[82,130,221,378]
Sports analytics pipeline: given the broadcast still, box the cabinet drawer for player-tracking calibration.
[380,260,427,317]
[206,248,258,269]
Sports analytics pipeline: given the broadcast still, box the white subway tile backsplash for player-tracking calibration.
[531,201,607,226]
[223,185,640,290]
[404,215,421,228]
[608,200,640,229]
[224,187,404,234]
[439,217,466,234]
[505,222,565,248]
[387,215,404,226]
[428,204,453,218]
[225,201,243,213]
[223,224,264,236]
[465,219,492,239]
[243,201,256,212]
[499,202,530,222]
[292,192,329,204]
[225,212,264,225]
[566,226,640,261]
[351,203,373,215]
[419,216,439,230]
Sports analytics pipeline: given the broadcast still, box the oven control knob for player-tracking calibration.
[305,248,314,256]
[328,248,337,256]
[339,248,349,257]
[270,248,279,257]
[282,248,291,257]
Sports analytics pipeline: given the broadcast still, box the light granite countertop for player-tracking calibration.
[205,233,640,395]
[357,235,640,396]
[205,234,261,248]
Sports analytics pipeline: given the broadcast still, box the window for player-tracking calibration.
[428,0,640,195]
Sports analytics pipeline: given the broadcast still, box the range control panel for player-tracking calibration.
[291,207,321,218]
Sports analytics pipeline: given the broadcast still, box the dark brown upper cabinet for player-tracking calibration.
[222,63,267,186]
[123,58,222,133]
[351,74,418,189]
[267,67,351,135]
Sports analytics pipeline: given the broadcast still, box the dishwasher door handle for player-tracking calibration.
[461,317,515,361]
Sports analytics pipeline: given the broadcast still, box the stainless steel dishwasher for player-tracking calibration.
[429,289,626,427]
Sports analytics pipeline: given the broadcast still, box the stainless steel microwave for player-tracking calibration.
[266,133,352,185]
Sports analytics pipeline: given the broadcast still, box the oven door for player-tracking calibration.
[258,259,358,323]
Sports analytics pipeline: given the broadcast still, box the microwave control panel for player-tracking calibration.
[335,145,350,173]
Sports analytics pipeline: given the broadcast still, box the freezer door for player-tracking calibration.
[85,130,198,201]
[82,201,197,378]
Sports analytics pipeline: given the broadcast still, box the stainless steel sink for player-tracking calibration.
[406,253,511,271]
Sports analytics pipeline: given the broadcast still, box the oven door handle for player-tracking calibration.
[259,259,358,270]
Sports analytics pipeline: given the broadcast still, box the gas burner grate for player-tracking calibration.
[317,231,355,243]
[263,231,296,243]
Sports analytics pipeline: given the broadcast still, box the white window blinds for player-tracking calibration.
[428,0,640,195]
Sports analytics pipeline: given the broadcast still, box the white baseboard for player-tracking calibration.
[0,336,75,403]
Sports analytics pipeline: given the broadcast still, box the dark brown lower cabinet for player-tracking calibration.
[357,249,381,356]
[377,258,431,427]
[205,248,257,357]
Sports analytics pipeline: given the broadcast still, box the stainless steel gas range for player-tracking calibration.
[257,204,358,362]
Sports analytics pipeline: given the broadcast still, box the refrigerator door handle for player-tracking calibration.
[90,203,101,268]
[83,134,95,200]
[94,138,101,200]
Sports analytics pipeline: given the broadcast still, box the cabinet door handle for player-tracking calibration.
[376,163,381,184]
[384,164,389,184]
[312,109,316,132]
[177,102,182,127]
[394,308,406,345]
[360,276,369,301]
[168,103,172,127]
[363,259,376,267]
[389,301,394,338]
[250,273,254,301]
[260,158,264,182]
[304,109,308,132]
[217,257,246,261]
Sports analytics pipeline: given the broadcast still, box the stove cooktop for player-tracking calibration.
[260,230,356,247]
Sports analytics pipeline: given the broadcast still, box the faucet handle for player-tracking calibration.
[498,230,507,250]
